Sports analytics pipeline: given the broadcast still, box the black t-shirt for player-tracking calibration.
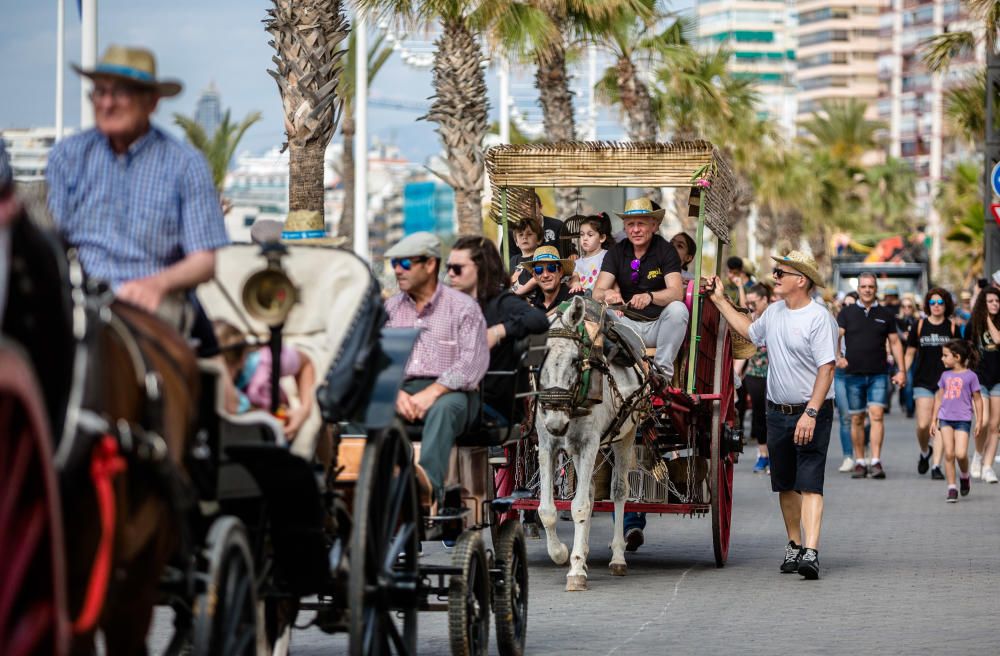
[482,291,549,420]
[906,318,956,390]
[974,327,1000,387]
[507,215,569,258]
[531,284,580,315]
[837,303,896,375]
[600,234,682,320]
[509,253,533,288]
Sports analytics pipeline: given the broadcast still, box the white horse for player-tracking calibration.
[535,295,645,591]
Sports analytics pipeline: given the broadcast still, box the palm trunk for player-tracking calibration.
[616,56,660,205]
[535,20,579,214]
[288,139,326,214]
[424,20,488,235]
[340,113,356,243]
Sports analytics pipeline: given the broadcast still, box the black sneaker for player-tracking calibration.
[625,528,645,552]
[797,548,820,580]
[851,462,868,479]
[931,465,945,480]
[960,476,971,497]
[870,462,886,479]
[946,488,958,503]
[918,447,933,475]
[780,541,803,573]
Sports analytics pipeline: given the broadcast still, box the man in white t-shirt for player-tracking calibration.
[709,251,837,580]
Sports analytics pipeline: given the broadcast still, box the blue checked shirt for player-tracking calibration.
[46,125,228,289]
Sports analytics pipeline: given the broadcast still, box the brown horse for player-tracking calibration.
[3,212,199,654]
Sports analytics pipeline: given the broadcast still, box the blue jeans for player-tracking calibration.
[844,373,890,413]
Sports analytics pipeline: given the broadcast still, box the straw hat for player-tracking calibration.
[770,250,825,288]
[615,197,665,222]
[73,45,182,97]
[519,245,574,277]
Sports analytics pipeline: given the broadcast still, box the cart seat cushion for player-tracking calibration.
[403,415,506,448]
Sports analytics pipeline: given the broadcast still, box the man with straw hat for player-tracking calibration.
[46,45,228,331]
[593,196,689,551]
[521,245,579,315]
[709,250,838,580]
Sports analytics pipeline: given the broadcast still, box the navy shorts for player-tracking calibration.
[766,400,834,495]
[939,419,972,433]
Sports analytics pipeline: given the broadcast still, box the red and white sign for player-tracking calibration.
[992,203,1000,226]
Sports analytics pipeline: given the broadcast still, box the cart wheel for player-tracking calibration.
[192,516,257,656]
[0,348,68,656]
[448,530,490,656]
[710,319,736,568]
[492,521,528,656]
[349,422,419,656]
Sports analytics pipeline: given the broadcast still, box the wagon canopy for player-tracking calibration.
[485,140,737,244]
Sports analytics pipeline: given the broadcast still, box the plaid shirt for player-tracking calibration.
[385,283,489,391]
[46,125,228,289]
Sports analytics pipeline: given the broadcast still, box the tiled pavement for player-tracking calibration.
[149,413,1000,654]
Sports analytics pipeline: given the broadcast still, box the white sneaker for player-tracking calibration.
[983,467,998,484]
[972,453,983,479]
[838,457,854,473]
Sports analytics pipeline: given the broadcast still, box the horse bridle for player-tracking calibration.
[537,320,598,414]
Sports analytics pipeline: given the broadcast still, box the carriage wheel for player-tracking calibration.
[0,349,68,656]
[191,516,257,656]
[448,531,490,656]
[349,423,419,656]
[710,318,736,568]
[492,521,528,656]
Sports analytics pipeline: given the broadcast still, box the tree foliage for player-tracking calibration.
[174,109,262,192]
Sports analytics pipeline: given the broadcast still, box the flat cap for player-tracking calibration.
[384,231,441,259]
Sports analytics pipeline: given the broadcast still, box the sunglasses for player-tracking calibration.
[390,256,428,271]
[533,263,561,275]
[631,258,641,283]
[772,267,804,280]
[928,299,945,306]
[446,263,465,275]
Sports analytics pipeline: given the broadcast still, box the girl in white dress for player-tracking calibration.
[573,213,612,292]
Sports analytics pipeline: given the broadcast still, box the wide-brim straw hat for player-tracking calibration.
[615,197,665,222]
[771,250,825,288]
[72,45,182,97]
[519,245,574,277]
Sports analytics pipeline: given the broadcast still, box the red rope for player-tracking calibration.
[72,435,127,634]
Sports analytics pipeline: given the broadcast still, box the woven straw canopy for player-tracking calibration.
[486,140,736,243]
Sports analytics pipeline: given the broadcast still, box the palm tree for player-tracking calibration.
[265,0,350,230]
[798,99,885,164]
[360,0,553,234]
[337,30,393,244]
[530,0,651,213]
[921,0,998,72]
[937,160,984,287]
[864,157,918,233]
[173,109,262,193]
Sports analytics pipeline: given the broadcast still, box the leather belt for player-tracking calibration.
[766,399,833,416]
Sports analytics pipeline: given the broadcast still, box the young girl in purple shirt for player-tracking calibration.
[931,340,983,502]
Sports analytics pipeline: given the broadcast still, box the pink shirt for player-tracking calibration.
[385,283,489,391]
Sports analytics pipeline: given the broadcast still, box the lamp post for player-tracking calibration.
[985,47,1000,276]
[354,11,369,260]
[80,0,97,128]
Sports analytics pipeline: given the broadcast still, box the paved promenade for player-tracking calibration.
[149,413,1000,654]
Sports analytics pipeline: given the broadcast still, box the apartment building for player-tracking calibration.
[795,0,884,118]
[697,0,799,136]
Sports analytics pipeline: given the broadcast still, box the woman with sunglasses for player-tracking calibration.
[903,289,957,480]
[968,288,1000,483]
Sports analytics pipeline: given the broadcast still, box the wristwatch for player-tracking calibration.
[804,407,818,419]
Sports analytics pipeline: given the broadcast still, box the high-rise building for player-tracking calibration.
[794,0,883,118]
[877,0,979,264]
[697,0,799,136]
[194,82,222,139]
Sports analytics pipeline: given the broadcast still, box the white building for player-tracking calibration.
[1,127,70,182]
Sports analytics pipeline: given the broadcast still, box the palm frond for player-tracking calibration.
[920,30,976,73]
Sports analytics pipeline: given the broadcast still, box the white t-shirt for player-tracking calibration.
[747,298,838,404]
[574,250,607,291]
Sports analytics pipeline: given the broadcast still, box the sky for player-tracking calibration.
[0,1,691,162]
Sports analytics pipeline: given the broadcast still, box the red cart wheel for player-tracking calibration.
[0,346,69,656]
[710,320,736,568]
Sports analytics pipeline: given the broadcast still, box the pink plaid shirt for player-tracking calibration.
[385,283,489,391]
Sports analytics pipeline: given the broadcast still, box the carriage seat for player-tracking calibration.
[197,358,287,447]
[403,412,508,448]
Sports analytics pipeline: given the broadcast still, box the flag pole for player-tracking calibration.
[80,0,97,128]
[56,0,65,140]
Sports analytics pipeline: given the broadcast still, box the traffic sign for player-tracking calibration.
[992,203,1000,225]
[992,161,1000,197]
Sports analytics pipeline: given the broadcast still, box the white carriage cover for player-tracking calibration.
[197,243,375,458]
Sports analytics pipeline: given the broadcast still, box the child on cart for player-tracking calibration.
[931,339,983,502]
[573,213,613,292]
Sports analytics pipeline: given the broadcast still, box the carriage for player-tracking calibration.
[0,199,530,656]
[485,140,743,569]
